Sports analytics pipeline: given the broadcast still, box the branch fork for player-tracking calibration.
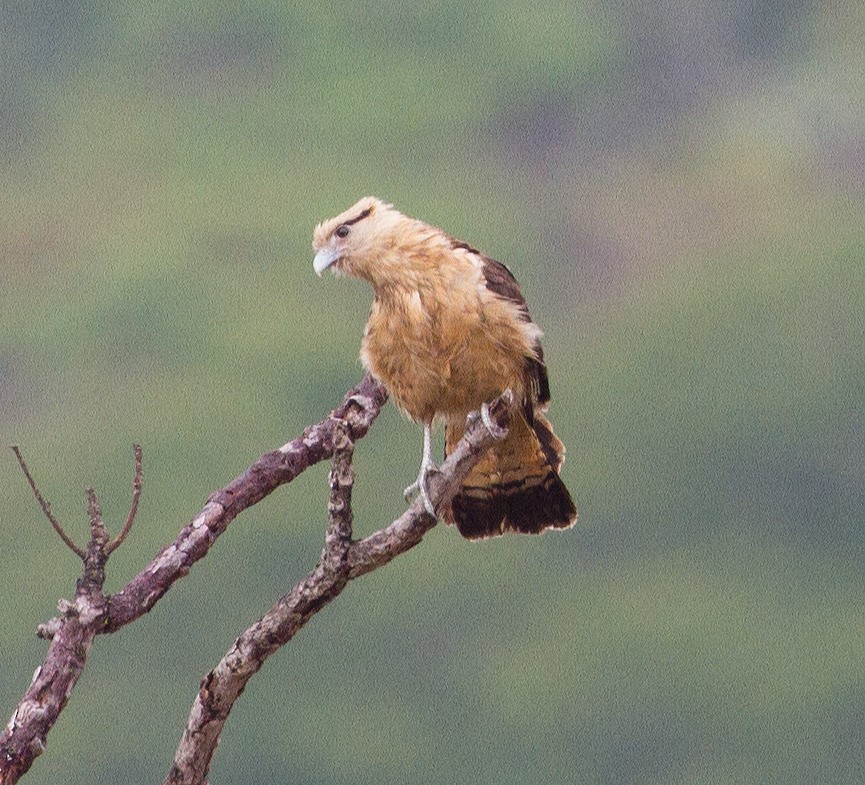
[1,378,513,785]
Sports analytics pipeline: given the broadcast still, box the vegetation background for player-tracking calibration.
[1,2,863,783]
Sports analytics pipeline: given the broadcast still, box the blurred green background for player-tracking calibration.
[2,1,864,783]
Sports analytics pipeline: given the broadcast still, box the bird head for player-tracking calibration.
[313,196,388,278]
[313,196,438,289]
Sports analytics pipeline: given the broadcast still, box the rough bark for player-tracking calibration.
[165,394,512,785]
[0,376,512,785]
[103,374,388,634]
[0,482,112,783]
[0,376,387,784]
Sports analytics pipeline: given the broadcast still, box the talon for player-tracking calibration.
[419,483,436,516]
[404,479,420,501]
[479,400,508,440]
[481,402,496,432]
[405,466,438,516]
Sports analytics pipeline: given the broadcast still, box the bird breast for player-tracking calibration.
[361,279,531,424]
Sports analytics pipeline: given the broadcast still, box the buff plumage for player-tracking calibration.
[313,197,577,539]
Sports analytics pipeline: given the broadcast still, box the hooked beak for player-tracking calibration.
[313,248,340,276]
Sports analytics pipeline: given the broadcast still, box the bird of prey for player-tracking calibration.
[313,197,577,539]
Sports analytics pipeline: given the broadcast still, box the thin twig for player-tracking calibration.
[106,444,143,555]
[10,445,85,558]
[0,376,388,785]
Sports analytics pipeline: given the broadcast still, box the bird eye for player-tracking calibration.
[335,224,350,239]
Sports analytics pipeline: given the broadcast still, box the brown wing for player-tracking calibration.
[485,264,550,437]
[442,240,575,539]
[450,239,551,416]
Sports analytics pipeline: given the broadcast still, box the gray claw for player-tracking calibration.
[404,479,420,502]
[405,467,438,516]
[419,483,436,516]
[477,395,510,440]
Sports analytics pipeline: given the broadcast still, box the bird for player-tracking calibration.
[312,196,577,539]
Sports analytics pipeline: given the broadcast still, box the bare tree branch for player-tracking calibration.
[165,419,359,784]
[164,392,513,785]
[10,446,85,558]
[101,373,388,634]
[0,376,387,784]
[0,376,510,784]
[0,470,115,784]
[106,444,143,555]
[322,419,356,562]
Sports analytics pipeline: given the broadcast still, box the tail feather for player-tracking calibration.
[443,411,577,540]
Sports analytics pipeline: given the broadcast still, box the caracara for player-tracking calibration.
[313,197,577,539]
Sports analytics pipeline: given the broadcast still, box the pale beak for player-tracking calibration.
[313,248,339,276]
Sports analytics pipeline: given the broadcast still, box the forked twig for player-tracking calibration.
[1,375,388,785]
[10,446,85,558]
[107,444,143,554]
[3,377,510,785]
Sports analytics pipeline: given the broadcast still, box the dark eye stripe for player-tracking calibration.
[342,206,373,227]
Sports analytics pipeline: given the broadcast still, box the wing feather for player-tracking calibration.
[450,240,552,411]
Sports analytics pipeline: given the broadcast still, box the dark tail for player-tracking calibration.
[443,412,577,540]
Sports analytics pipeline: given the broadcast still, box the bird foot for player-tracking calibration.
[404,465,438,517]
[468,389,512,440]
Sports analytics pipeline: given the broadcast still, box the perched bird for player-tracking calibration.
[313,197,577,539]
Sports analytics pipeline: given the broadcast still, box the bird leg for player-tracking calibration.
[404,423,437,516]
